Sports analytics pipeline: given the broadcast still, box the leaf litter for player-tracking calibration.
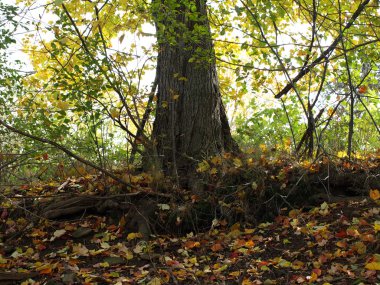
[0,157,379,284]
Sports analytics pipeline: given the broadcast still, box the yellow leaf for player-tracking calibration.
[130,175,141,183]
[124,250,133,260]
[100,242,110,249]
[278,259,291,268]
[337,151,347,158]
[244,228,255,234]
[25,247,34,256]
[369,189,380,201]
[211,156,222,165]
[374,221,380,233]
[110,108,119,119]
[320,201,329,210]
[353,241,366,254]
[127,232,143,240]
[259,144,267,152]
[56,101,70,110]
[365,262,380,270]
[292,260,304,270]
[319,202,330,216]
[17,109,23,117]
[215,264,228,272]
[233,158,243,168]
[242,278,255,285]
[229,271,241,277]
[197,160,210,173]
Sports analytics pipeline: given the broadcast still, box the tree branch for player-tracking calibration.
[274,0,370,99]
[0,119,135,188]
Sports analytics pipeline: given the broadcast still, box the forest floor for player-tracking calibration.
[0,155,380,284]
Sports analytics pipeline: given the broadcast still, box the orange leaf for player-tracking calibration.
[346,228,360,237]
[39,267,52,275]
[369,189,380,201]
[234,239,246,248]
[184,241,200,249]
[361,234,375,242]
[191,195,199,203]
[211,243,223,252]
[245,240,255,248]
[258,261,269,267]
[336,241,347,248]
[358,85,367,94]
[309,272,318,282]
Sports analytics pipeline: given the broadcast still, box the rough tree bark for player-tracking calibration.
[151,0,238,178]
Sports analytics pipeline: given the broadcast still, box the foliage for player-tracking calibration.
[212,0,380,156]
[0,0,379,180]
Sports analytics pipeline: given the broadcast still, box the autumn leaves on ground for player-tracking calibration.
[1,154,380,285]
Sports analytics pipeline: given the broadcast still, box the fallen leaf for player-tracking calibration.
[365,262,380,271]
[211,243,223,252]
[53,229,66,238]
[127,232,143,240]
[72,244,89,256]
[39,267,52,275]
[369,189,380,201]
[184,241,200,249]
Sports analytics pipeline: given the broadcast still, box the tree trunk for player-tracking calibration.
[151,0,238,177]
